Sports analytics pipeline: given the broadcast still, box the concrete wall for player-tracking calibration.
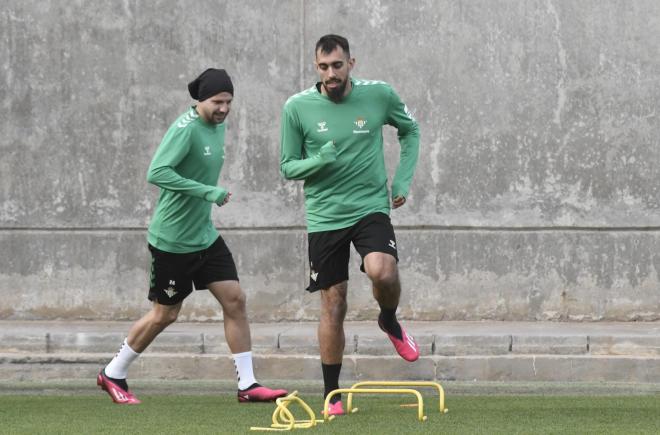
[1,0,659,321]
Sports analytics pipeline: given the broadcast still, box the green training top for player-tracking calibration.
[147,107,229,253]
[280,78,420,233]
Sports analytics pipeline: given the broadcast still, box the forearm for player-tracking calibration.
[391,130,420,198]
[280,140,336,180]
[147,166,227,203]
[280,155,327,180]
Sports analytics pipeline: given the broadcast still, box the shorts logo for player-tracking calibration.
[164,280,177,298]
[388,240,396,250]
[310,263,318,281]
[204,146,212,156]
[317,121,328,133]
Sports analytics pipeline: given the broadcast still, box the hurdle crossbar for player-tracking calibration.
[347,381,448,415]
[323,388,427,422]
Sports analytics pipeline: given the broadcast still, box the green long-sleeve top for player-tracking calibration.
[280,78,420,233]
[146,107,228,253]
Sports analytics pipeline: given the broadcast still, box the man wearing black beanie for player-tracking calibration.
[188,68,234,102]
[98,68,287,405]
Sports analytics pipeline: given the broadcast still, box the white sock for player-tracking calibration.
[105,339,140,379]
[233,351,257,390]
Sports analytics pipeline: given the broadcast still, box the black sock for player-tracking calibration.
[379,308,402,340]
[103,369,129,391]
[321,363,342,404]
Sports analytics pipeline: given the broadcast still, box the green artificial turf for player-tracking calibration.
[1,393,659,434]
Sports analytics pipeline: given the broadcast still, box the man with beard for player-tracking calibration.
[97,68,287,405]
[279,35,421,416]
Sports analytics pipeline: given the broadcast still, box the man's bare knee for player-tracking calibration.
[365,253,399,288]
[326,298,347,323]
[152,305,179,329]
[153,313,177,329]
[370,268,399,291]
[223,291,247,318]
[321,283,348,323]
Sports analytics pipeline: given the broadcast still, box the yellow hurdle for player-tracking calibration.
[250,391,328,431]
[347,381,448,415]
[251,382,448,430]
[324,388,427,422]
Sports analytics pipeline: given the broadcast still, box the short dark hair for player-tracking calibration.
[315,34,350,57]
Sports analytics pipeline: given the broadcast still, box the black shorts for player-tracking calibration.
[306,212,398,292]
[148,236,239,305]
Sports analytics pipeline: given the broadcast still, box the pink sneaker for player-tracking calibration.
[237,384,288,402]
[97,370,141,404]
[323,400,345,416]
[378,319,420,362]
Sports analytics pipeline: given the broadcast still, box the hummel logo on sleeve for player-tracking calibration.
[404,104,416,122]
[176,110,199,128]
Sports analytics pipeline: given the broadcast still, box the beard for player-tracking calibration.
[323,79,347,102]
[211,112,227,124]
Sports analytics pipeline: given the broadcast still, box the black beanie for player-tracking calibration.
[188,68,234,101]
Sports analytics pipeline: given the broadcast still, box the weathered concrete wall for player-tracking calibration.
[1,0,659,321]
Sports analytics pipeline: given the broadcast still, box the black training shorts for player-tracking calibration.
[306,212,398,292]
[148,235,239,305]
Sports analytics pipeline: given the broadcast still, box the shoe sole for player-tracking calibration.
[237,394,287,403]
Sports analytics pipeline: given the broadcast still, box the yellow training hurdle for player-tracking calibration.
[346,381,448,415]
[324,388,427,422]
[251,381,449,430]
[250,391,329,431]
